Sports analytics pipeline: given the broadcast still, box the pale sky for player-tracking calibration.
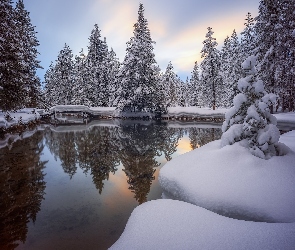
[21,0,259,81]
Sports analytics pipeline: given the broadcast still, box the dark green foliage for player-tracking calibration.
[115,3,160,113]
[0,0,41,111]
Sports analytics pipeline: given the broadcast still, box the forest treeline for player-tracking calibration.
[1,1,294,113]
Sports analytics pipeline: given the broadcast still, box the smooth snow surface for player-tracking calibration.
[167,106,227,117]
[159,131,295,222]
[110,199,295,250]
[50,105,117,116]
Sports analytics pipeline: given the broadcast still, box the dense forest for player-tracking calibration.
[0,0,294,113]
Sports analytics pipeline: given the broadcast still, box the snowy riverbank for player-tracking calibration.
[1,106,294,131]
[110,129,295,249]
[0,108,40,129]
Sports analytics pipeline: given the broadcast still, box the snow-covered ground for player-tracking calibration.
[111,129,295,249]
[0,108,40,128]
[110,199,295,250]
[49,105,228,118]
[167,106,228,117]
[159,131,295,223]
[50,105,117,116]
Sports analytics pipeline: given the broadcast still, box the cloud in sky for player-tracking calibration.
[21,0,259,82]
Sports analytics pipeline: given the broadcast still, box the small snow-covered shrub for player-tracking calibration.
[221,55,285,159]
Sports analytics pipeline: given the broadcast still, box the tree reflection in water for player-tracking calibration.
[0,131,47,250]
[77,127,120,193]
[0,122,223,249]
[44,122,184,203]
[43,123,222,204]
[117,123,182,203]
[189,127,222,149]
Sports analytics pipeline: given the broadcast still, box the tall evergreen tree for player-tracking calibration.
[14,0,42,108]
[254,0,295,112]
[56,44,74,105]
[0,0,41,111]
[177,79,187,107]
[240,12,256,61]
[71,50,90,106]
[0,0,23,110]
[220,30,243,107]
[160,62,179,108]
[229,30,243,104]
[188,61,201,107]
[44,44,74,106]
[199,27,223,109]
[220,36,232,107]
[43,62,58,106]
[84,24,108,107]
[115,3,159,113]
[274,0,295,111]
[106,48,120,107]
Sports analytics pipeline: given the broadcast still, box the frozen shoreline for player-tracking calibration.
[111,130,295,249]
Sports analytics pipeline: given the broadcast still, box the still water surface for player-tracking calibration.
[0,120,223,249]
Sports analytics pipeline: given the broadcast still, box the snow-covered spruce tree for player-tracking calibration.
[274,0,295,111]
[115,3,159,113]
[254,0,295,112]
[84,25,109,107]
[177,79,187,107]
[229,30,243,104]
[184,77,190,107]
[44,44,74,106]
[220,36,232,107]
[240,12,256,61]
[254,0,280,112]
[56,44,74,105]
[106,48,120,107]
[43,62,58,107]
[221,56,285,159]
[150,64,164,114]
[71,50,90,106]
[97,37,112,107]
[199,27,223,109]
[220,30,243,108]
[14,0,42,108]
[188,61,201,107]
[0,0,23,111]
[160,62,179,108]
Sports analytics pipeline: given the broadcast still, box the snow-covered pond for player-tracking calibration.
[0,120,291,250]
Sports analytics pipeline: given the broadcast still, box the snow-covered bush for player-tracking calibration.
[221,55,286,159]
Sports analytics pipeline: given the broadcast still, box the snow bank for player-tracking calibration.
[167,106,227,117]
[50,105,117,116]
[0,108,40,128]
[159,131,295,223]
[111,131,295,250]
[110,199,295,250]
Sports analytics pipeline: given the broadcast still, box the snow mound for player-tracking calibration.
[110,199,295,250]
[159,131,295,223]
